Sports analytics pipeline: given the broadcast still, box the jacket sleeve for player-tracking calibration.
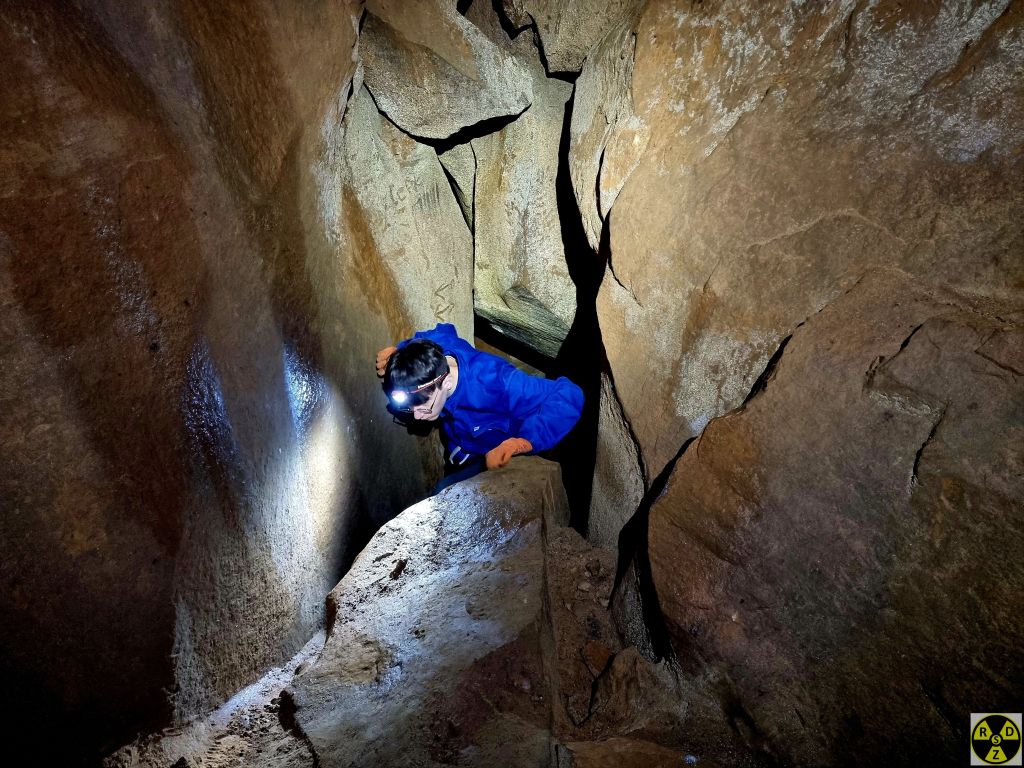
[498,366,584,452]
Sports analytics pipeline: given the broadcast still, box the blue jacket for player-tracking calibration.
[398,323,584,461]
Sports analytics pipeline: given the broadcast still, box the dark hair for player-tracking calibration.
[384,339,449,407]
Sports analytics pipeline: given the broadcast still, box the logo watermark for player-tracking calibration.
[971,713,1022,766]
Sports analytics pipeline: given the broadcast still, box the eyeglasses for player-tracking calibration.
[390,372,447,414]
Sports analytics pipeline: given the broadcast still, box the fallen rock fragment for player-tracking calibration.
[499,0,646,74]
[360,0,533,140]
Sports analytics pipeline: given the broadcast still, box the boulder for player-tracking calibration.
[286,458,711,766]
[500,0,646,74]
[649,270,1024,766]
[285,459,569,767]
[360,0,533,140]
[591,0,1024,476]
[468,1,575,357]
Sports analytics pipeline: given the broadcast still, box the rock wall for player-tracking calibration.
[0,0,456,761]
[574,0,1024,764]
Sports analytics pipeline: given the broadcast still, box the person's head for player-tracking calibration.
[384,340,453,420]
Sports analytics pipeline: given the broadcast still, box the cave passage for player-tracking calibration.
[3,2,1023,767]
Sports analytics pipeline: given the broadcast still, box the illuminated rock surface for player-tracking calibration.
[360,0,533,140]
[468,1,576,357]
[285,459,732,768]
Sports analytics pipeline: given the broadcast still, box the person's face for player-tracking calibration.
[412,375,450,420]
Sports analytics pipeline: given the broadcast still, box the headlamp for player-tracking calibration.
[388,371,448,413]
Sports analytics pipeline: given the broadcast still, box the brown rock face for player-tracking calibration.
[649,271,1024,766]
[593,0,1024,476]
[0,0,439,761]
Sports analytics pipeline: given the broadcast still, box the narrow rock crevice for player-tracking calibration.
[611,436,697,664]
[911,407,945,490]
[740,333,792,408]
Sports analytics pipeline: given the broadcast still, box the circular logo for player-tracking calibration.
[973,715,1022,765]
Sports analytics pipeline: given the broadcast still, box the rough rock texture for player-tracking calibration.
[469,1,576,358]
[592,0,1024,477]
[499,0,646,74]
[341,84,474,338]
[587,374,644,550]
[438,142,477,230]
[105,633,325,768]
[569,15,647,251]
[285,458,719,767]
[649,270,1024,767]
[360,0,533,140]
[0,0,439,761]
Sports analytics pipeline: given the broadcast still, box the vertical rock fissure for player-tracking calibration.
[611,436,696,664]
[552,85,605,534]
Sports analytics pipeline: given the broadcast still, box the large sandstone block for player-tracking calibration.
[649,271,1024,766]
[285,458,570,767]
[360,0,533,140]
[500,0,645,74]
[341,85,474,340]
[588,0,1024,475]
[468,1,575,358]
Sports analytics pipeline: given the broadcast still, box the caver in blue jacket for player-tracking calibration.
[397,323,584,466]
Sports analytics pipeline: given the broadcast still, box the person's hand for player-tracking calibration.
[375,346,397,377]
[485,438,533,470]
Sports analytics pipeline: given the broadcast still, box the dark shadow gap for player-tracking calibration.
[550,89,605,536]
[610,436,696,664]
[475,311,556,373]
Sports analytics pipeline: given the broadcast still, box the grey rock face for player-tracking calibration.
[360,0,533,140]
[469,2,575,358]
[500,0,646,74]
[341,85,474,339]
